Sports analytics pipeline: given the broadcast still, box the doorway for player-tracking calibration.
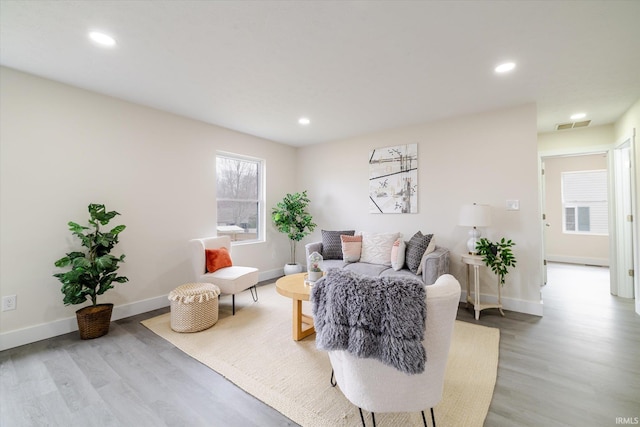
[541,152,610,269]
[539,134,638,316]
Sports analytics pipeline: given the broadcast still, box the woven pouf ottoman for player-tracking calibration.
[168,283,221,333]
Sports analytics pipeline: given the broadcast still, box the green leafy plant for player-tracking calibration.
[54,204,128,306]
[475,237,517,286]
[271,191,317,264]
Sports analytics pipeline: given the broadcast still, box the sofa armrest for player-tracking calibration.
[421,246,450,285]
[305,241,323,261]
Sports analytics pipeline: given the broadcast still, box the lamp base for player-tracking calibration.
[467,227,481,254]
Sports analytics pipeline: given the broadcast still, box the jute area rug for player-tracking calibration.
[142,283,499,427]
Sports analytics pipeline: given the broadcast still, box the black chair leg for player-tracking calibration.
[358,408,366,427]
[250,285,258,302]
[421,410,427,427]
[372,412,376,427]
[232,294,235,315]
[330,369,337,387]
[431,407,436,427]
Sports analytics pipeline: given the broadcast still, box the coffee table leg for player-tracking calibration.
[292,298,315,341]
[293,299,302,340]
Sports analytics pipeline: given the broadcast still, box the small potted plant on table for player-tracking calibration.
[475,237,517,286]
[53,203,128,339]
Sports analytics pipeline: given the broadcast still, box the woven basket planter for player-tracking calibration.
[169,283,220,333]
[76,303,114,340]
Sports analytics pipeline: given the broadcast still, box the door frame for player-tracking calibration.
[538,144,614,301]
[611,132,638,303]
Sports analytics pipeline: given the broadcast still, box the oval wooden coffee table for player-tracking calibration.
[275,273,315,341]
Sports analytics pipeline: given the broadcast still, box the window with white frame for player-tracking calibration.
[561,169,608,235]
[216,153,264,243]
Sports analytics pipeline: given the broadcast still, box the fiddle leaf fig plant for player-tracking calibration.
[475,237,517,286]
[54,204,128,306]
[271,191,316,264]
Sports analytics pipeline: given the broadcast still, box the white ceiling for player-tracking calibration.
[1,1,639,147]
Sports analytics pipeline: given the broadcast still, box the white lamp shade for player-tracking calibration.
[459,204,492,227]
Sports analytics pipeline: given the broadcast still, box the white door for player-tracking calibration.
[612,137,636,301]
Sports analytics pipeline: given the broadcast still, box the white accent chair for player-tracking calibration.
[189,236,259,315]
[328,274,461,427]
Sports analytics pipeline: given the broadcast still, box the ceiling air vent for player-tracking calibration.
[556,120,591,131]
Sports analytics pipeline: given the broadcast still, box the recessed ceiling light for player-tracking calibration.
[298,117,310,125]
[570,113,586,120]
[494,62,516,73]
[89,31,116,47]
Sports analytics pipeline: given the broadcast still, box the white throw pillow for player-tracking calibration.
[360,231,400,266]
[390,238,406,271]
[416,236,437,275]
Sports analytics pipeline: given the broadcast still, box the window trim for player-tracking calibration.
[216,151,265,245]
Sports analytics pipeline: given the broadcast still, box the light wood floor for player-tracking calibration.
[1,263,638,426]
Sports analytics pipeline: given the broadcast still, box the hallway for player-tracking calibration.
[458,261,639,426]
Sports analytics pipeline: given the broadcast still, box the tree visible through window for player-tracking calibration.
[561,170,608,235]
[216,153,263,242]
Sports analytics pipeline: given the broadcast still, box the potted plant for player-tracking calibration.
[53,203,128,339]
[475,237,517,286]
[271,191,317,275]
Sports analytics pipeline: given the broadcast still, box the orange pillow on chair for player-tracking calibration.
[205,247,233,273]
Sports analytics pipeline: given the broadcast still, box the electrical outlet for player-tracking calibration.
[2,295,17,311]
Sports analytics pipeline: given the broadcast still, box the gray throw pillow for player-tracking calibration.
[405,231,433,274]
[321,230,355,260]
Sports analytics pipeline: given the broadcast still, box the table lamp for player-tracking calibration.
[459,203,491,254]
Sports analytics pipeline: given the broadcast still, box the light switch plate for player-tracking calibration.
[506,199,520,211]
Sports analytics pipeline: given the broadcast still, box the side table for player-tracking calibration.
[461,254,505,320]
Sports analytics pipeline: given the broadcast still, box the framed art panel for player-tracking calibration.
[369,143,418,214]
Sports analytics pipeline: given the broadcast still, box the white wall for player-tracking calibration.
[0,67,297,349]
[538,124,615,154]
[297,103,543,315]
[614,99,640,227]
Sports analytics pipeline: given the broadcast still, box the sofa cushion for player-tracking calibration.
[390,238,406,271]
[360,231,400,266]
[344,262,391,277]
[341,234,362,262]
[405,231,433,273]
[322,259,348,270]
[380,267,422,281]
[322,230,355,259]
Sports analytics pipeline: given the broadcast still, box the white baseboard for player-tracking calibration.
[546,255,609,267]
[0,294,169,351]
[0,271,286,351]
[259,268,284,282]
[460,291,543,317]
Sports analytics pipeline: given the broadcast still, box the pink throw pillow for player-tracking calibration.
[341,234,362,263]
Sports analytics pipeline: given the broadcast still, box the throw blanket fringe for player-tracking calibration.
[311,269,427,374]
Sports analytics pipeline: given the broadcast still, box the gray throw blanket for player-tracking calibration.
[311,269,427,374]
